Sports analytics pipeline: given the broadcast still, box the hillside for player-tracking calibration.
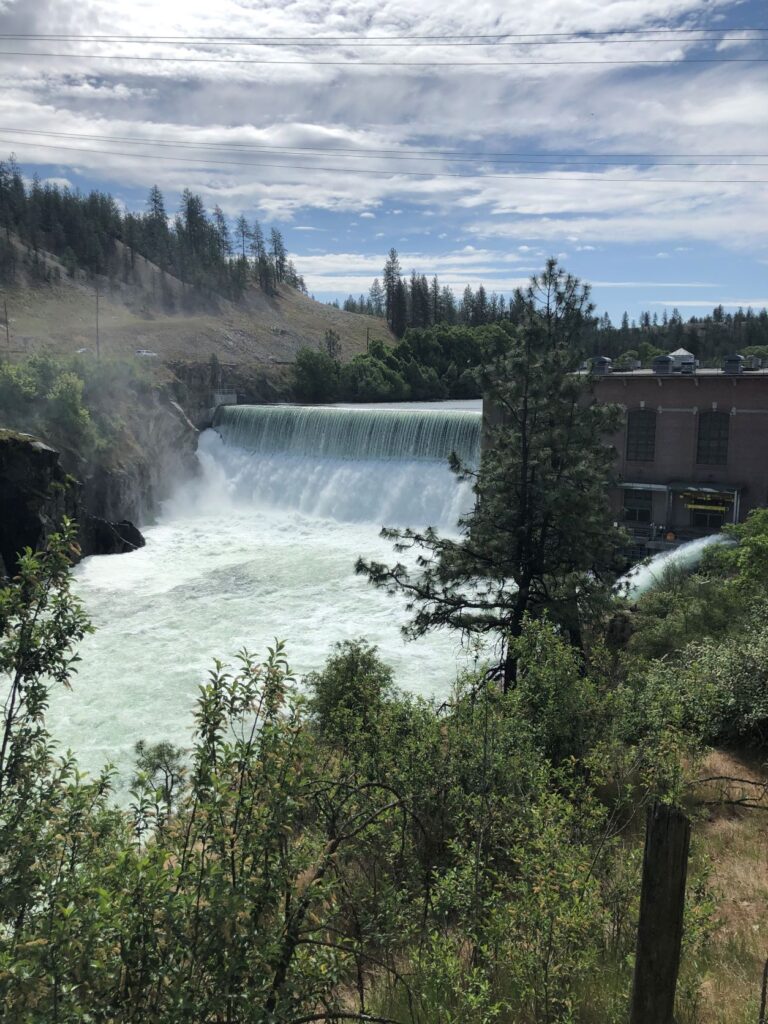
[0,239,393,369]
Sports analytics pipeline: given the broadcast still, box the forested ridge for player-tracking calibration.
[0,157,305,304]
[339,246,768,361]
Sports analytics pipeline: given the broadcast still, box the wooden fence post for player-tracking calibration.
[629,801,691,1024]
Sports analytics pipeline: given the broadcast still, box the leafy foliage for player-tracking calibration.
[0,526,719,1023]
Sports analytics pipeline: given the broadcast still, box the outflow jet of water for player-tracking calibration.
[207,404,483,529]
[617,533,732,600]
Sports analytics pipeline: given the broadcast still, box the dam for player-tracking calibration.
[47,401,483,783]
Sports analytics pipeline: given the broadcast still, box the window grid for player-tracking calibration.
[696,411,730,466]
[623,490,653,524]
[626,409,656,462]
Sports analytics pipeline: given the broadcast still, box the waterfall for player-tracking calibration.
[197,403,482,529]
[213,404,482,466]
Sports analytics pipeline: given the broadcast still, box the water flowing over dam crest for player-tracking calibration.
[50,401,483,785]
[214,404,482,465]
[205,403,481,528]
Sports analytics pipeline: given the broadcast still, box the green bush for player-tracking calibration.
[292,346,339,402]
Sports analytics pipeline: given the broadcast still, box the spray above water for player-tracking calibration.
[55,402,482,782]
[617,533,732,600]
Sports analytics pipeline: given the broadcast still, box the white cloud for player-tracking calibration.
[650,299,768,308]
[0,0,762,262]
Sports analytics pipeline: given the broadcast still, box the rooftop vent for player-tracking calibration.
[652,354,674,375]
[723,354,744,375]
[590,356,612,376]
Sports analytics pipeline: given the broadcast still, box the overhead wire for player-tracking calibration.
[2,127,767,167]
[0,27,766,42]
[2,135,766,184]
[0,49,765,66]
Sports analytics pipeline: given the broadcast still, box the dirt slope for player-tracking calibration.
[1,240,393,367]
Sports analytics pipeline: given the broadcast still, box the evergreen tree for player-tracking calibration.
[235,215,251,259]
[368,278,385,317]
[270,227,287,283]
[391,278,408,338]
[144,185,170,268]
[212,206,232,259]
[382,248,402,329]
[358,261,625,688]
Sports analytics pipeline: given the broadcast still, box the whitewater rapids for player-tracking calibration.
[47,402,483,784]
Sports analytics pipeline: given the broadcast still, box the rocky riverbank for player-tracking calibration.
[0,383,199,577]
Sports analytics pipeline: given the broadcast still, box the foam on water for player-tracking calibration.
[46,402,483,785]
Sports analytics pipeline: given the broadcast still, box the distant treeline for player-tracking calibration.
[337,246,768,363]
[0,157,306,302]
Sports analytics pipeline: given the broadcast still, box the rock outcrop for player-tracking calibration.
[0,430,145,578]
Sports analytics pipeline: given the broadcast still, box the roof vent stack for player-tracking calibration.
[590,356,612,376]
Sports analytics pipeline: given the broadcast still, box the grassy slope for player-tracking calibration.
[1,240,393,366]
[695,750,768,1023]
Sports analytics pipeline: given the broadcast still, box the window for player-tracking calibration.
[626,409,656,462]
[690,508,725,530]
[623,489,653,523]
[696,411,730,465]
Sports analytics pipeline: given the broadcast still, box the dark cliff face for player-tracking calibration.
[0,431,146,577]
[0,431,80,576]
[77,392,200,526]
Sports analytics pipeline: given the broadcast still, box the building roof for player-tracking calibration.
[669,347,695,358]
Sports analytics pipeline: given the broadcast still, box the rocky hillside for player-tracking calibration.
[1,237,393,368]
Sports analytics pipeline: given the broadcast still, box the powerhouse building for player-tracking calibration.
[591,352,768,555]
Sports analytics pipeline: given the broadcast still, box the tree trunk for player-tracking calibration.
[629,801,690,1024]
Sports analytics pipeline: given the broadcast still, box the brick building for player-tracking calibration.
[591,356,768,554]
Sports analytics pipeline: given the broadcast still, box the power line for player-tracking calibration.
[2,135,766,184]
[0,33,765,47]
[0,49,765,66]
[3,127,767,167]
[0,27,766,41]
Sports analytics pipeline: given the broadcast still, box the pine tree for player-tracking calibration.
[144,185,170,268]
[270,227,287,283]
[382,248,402,329]
[235,215,251,259]
[357,261,624,688]
[213,206,232,259]
[391,278,408,338]
[369,278,385,317]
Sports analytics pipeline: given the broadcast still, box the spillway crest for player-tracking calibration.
[202,403,482,529]
[213,404,482,466]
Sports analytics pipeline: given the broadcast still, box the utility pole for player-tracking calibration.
[3,298,9,351]
[95,282,100,359]
[366,326,370,354]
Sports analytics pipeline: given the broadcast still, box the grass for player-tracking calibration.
[690,750,768,1024]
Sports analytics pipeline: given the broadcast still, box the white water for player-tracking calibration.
[47,402,483,785]
[617,533,731,599]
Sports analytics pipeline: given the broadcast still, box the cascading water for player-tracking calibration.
[214,404,482,465]
[47,401,483,786]
[205,404,481,527]
[617,533,732,600]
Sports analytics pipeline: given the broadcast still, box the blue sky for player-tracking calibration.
[0,0,766,322]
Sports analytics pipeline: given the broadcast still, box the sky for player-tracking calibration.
[0,0,766,321]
